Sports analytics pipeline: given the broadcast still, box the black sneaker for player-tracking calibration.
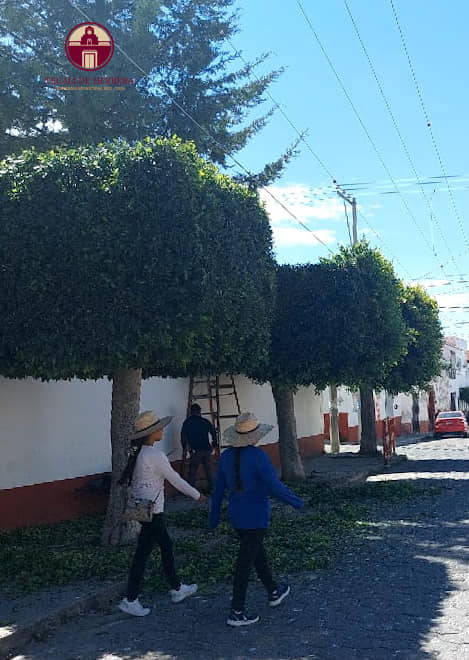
[269,584,291,607]
[226,610,260,627]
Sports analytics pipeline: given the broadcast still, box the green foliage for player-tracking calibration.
[0,479,432,595]
[258,241,408,391]
[0,0,295,183]
[0,137,275,379]
[384,285,444,394]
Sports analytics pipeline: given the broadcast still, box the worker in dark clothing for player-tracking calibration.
[181,403,218,492]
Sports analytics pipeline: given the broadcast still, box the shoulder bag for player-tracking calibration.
[122,491,160,523]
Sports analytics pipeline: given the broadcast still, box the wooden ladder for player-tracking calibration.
[187,374,241,443]
[180,375,241,484]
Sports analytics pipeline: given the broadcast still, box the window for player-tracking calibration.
[437,412,464,419]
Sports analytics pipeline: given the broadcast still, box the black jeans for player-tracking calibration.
[188,449,213,489]
[232,529,277,612]
[126,513,180,601]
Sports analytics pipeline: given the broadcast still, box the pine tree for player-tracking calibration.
[0,0,296,180]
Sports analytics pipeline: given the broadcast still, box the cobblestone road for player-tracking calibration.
[12,435,469,660]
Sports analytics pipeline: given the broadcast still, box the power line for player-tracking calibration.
[296,1,455,284]
[226,38,336,183]
[355,208,414,279]
[64,2,335,253]
[343,0,465,280]
[228,33,423,279]
[389,0,469,255]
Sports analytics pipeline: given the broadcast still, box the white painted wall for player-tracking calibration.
[140,376,189,458]
[293,386,323,438]
[0,374,324,491]
[0,376,112,490]
[433,337,469,411]
[9,333,467,492]
[323,387,360,428]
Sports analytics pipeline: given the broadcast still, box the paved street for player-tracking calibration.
[11,434,469,660]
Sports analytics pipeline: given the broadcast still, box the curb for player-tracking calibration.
[0,581,125,660]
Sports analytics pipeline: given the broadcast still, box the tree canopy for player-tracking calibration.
[0,137,275,380]
[0,0,296,182]
[249,242,409,477]
[384,285,443,394]
[0,136,276,544]
[262,242,408,392]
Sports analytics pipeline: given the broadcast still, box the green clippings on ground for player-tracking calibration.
[165,508,212,530]
[0,478,433,595]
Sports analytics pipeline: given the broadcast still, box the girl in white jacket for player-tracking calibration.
[118,410,206,617]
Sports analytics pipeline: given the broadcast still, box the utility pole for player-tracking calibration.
[336,188,357,247]
[327,187,361,452]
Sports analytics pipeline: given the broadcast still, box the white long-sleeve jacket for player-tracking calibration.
[131,445,200,513]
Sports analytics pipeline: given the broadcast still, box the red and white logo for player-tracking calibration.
[65,23,114,71]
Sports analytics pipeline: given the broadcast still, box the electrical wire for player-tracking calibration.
[60,2,336,253]
[389,0,469,254]
[297,5,448,263]
[297,1,461,293]
[226,37,336,182]
[227,35,419,276]
[344,0,465,279]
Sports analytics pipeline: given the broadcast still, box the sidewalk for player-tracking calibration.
[304,432,428,486]
[0,432,427,660]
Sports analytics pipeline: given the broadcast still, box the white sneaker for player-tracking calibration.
[118,597,150,617]
[169,583,198,603]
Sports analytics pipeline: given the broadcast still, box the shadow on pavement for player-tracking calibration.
[14,478,468,659]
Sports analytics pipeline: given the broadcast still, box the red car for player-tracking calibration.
[434,411,468,438]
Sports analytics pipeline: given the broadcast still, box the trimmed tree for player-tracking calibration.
[258,242,408,478]
[0,137,275,544]
[384,285,443,394]
[325,244,408,455]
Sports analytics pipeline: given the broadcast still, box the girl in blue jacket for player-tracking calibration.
[209,412,303,627]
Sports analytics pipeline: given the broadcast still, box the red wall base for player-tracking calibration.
[1,434,326,531]
[0,473,108,531]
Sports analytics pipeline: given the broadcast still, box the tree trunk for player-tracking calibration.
[329,384,340,454]
[359,385,378,455]
[101,367,142,547]
[412,391,420,433]
[271,384,305,481]
[428,387,436,431]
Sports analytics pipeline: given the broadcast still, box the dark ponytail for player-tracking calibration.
[234,447,243,491]
[118,440,144,486]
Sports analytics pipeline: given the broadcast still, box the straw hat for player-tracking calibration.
[223,412,273,448]
[130,410,172,440]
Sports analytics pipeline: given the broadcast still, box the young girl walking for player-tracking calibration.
[209,412,303,626]
[118,410,206,617]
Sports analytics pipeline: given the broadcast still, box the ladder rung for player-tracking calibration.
[218,414,239,419]
[217,384,236,389]
[190,394,212,399]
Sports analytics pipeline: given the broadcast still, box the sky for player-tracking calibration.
[229,0,469,341]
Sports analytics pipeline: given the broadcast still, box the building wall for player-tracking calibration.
[0,374,324,530]
[0,377,112,491]
[433,337,469,411]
